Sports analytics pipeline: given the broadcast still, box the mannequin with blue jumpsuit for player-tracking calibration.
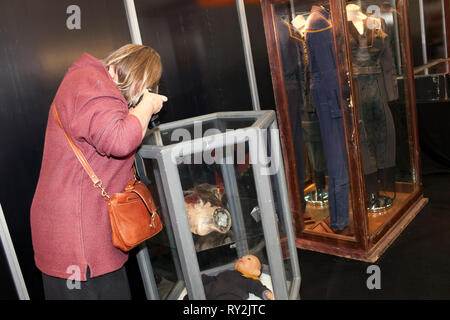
[304,5,351,233]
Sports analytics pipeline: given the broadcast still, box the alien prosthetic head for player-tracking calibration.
[184,184,232,236]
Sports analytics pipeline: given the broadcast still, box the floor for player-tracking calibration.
[297,173,450,299]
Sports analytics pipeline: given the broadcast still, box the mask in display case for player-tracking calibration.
[133,110,301,300]
[260,0,428,261]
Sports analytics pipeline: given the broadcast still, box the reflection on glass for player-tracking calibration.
[346,0,417,234]
[157,118,256,146]
[274,0,355,238]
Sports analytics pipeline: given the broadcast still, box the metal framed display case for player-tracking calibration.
[260,0,428,261]
[135,110,300,300]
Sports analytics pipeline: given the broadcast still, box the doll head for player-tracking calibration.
[234,255,262,279]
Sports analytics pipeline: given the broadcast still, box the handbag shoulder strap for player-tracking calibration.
[51,104,110,199]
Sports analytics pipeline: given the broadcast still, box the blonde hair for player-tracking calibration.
[102,44,162,106]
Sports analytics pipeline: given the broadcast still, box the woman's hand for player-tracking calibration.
[129,89,168,138]
[137,89,168,114]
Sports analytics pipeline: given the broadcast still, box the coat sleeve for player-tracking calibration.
[70,93,143,158]
[201,274,217,286]
[246,278,271,300]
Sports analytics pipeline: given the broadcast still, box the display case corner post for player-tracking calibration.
[135,244,160,300]
[157,152,206,300]
[269,120,302,290]
[444,0,450,64]
[249,129,289,300]
[402,0,423,186]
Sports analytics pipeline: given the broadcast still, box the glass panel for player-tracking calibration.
[177,145,276,299]
[345,0,418,235]
[273,0,356,239]
[142,158,186,300]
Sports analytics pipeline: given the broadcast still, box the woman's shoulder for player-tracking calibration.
[64,54,111,88]
[305,11,331,32]
[57,53,124,103]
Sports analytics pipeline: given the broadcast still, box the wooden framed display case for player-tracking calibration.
[260,0,428,262]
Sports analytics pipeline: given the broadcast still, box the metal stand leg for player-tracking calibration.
[158,154,205,299]
[249,129,289,300]
[0,203,29,300]
[135,244,160,300]
[269,123,302,299]
[152,165,184,281]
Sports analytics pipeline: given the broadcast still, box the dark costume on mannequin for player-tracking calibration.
[304,6,350,231]
[348,16,397,199]
[278,19,328,198]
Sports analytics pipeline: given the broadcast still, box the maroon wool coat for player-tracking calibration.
[30,53,143,281]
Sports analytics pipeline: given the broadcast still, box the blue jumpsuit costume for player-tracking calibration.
[277,18,328,193]
[304,6,350,230]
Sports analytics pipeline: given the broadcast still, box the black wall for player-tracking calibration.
[0,0,275,299]
[134,0,274,124]
[245,1,276,110]
[418,102,450,175]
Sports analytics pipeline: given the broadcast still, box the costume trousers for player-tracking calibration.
[301,95,327,186]
[354,73,396,193]
[42,266,132,300]
[311,76,350,230]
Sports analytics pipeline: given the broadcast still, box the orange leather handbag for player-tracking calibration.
[52,104,162,252]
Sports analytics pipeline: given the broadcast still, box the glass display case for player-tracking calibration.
[260,0,428,261]
[134,110,300,300]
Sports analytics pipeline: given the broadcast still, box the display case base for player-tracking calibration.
[304,190,329,208]
[296,196,428,262]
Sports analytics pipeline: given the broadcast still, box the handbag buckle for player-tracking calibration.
[150,211,157,228]
[94,181,111,200]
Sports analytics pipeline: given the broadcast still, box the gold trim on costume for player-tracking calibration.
[303,25,333,33]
